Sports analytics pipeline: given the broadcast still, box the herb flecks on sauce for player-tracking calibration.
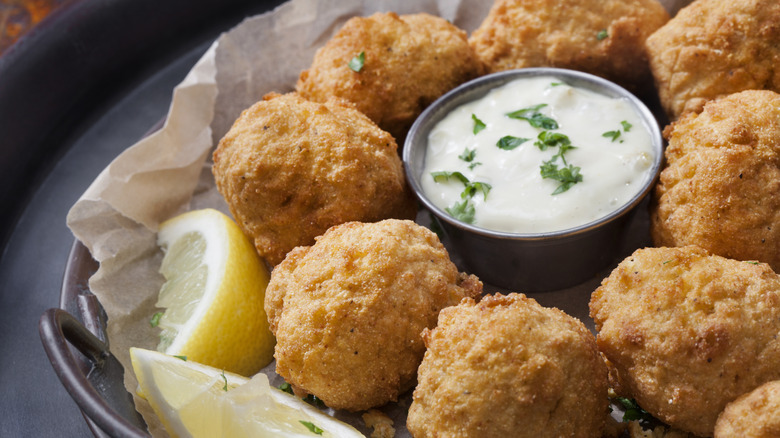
[471,114,486,134]
[506,103,559,130]
[431,171,492,224]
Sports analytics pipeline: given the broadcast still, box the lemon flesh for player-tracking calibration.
[155,208,274,376]
[130,348,365,438]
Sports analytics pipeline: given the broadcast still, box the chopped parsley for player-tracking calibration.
[535,131,572,152]
[603,120,633,143]
[506,104,559,130]
[471,114,486,134]
[459,147,477,162]
[173,355,187,361]
[550,81,564,87]
[150,312,163,328]
[348,51,365,72]
[300,421,324,435]
[432,171,491,224]
[303,394,327,409]
[431,170,469,185]
[461,181,492,200]
[540,160,583,195]
[220,371,228,392]
[497,135,529,150]
[597,29,608,40]
[602,130,621,142]
[279,382,294,394]
[446,199,476,223]
[614,397,654,423]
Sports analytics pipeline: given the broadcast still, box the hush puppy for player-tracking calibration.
[590,246,780,437]
[714,380,780,438]
[468,0,669,93]
[296,12,484,142]
[646,0,780,119]
[264,219,483,411]
[407,293,608,438]
[212,92,416,266]
[651,90,780,271]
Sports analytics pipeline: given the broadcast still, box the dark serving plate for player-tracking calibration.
[0,0,283,436]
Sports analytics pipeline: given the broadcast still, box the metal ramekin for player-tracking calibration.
[403,68,663,292]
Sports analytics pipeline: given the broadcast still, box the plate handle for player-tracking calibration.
[39,308,149,438]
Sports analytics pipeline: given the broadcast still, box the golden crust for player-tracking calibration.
[468,0,669,94]
[650,90,780,271]
[211,92,417,266]
[646,0,780,120]
[407,293,608,438]
[590,246,780,437]
[296,12,484,142]
[264,219,483,411]
[714,380,780,438]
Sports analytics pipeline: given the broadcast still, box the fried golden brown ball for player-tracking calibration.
[407,293,608,438]
[468,0,669,94]
[651,90,780,271]
[646,0,780,120]
[264,219,483,411]
[212,92,417,266]
[296,12,484,142]
[590,246,780,437]
[714,380,780,438]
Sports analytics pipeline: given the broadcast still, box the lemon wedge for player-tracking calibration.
[155,208,274,376]
[130,348,365,438]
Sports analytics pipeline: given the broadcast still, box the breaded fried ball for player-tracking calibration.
[212,92,417,266]
[651,90,780,271]
[646,0,780,119]
[590,246,780,437]
[296,12,484,142]
[468,0,669,94]
[407,293,608,438]
[264,219,483,411]
[714,380,780,438]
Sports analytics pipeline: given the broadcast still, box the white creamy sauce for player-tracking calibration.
[421,76,655,233]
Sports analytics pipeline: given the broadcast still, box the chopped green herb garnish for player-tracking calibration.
[279,382,294,394]
[597,29,608,40]
[300,421,324,435]
[506,104,559,130]
[615,397,654,423]
[446,199,476,224]
[471,114,486,134]
[550,82,564,87]
[348,51,365,72]
[621,120,633,131]
[303,394,327,409]
[497,135,529,150]
[535,131,571,151]
[459,148,476,162]
[150,312,163,328]
[462,182,492,200]
[468,161,482,170]
[540,160,583,195]
[745,261,760,264]
[662,260,672,265]
[603,130,621,142]
[220,371,228,392]
[173,355,187,361]
[431,170,469,185]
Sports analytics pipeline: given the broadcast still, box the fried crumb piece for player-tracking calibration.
[362,409,395,438]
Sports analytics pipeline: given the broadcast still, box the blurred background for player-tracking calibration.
[0,0,69,55]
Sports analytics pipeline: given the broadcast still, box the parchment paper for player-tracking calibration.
[66,0,692,436]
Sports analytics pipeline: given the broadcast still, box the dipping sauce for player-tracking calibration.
[421,76,655,233]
